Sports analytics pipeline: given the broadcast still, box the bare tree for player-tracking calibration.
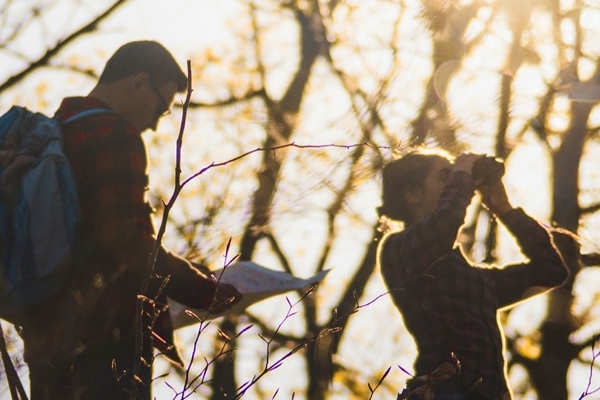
[136,0,600,398]
[3,0,600,399]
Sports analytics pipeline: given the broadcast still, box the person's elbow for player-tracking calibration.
[547,256,570,288]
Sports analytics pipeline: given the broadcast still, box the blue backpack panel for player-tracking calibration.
[0,106,109,322]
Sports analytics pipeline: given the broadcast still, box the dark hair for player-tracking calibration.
[98,41,187,91]
[379,149,452,222]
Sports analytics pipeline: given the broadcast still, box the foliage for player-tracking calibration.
[2,0,600,399]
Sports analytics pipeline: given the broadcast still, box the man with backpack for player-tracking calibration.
[16,41,241,399]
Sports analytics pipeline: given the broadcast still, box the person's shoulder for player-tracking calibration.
[88,113,137,138]
[56,97,135,132]
[58,98,139,141]
[379,231,405,265]
[90,121,143,154]
[382,229,409,248]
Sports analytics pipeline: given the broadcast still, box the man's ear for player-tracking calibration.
[130,72,150,92]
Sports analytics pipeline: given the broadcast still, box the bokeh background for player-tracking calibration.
[1,1,600,399]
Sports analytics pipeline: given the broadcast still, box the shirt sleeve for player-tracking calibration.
[483,208,568,309]
[383,171,475,281]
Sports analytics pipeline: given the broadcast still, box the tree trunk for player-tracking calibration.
[529,82,595,397]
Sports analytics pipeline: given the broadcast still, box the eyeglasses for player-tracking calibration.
[148,80,172,118]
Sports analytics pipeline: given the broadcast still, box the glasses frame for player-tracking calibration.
[148,79,172,118]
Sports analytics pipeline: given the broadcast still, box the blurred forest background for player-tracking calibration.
[2,0,600,399]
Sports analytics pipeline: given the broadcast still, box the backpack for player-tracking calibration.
[0,105,110,323]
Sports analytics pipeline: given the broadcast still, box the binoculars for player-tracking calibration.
[472,156,505,185]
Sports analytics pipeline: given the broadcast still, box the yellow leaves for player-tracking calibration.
[515,334,541,360]
[34,81,49,110]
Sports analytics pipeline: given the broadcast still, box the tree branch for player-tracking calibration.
[0,0,130,93]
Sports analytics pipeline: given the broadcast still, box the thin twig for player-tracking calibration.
[580,335,600,399]
[181,141,395,189]
[131,60,195,398]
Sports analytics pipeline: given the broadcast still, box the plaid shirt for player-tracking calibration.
[48,97,217,349]
[379,171,567,400]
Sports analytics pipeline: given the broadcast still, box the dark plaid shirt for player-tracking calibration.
[379,171,567,400]
[48,97,217,349]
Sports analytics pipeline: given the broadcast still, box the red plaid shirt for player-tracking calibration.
[379,171,567,400]
[52,97,216,348]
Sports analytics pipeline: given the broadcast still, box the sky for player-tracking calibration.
[2,0,600,399]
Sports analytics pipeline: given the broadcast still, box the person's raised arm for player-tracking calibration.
[477,179,568,308]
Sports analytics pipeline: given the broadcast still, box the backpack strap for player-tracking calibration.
[55,106,115,271]
[60,108,114,125]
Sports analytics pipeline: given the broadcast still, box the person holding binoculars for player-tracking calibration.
[377,149,568,400]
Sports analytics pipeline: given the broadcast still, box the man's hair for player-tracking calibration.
[379,148,452,222]
[98,41,187,91]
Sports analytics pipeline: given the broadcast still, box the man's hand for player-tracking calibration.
[210,281,242,314]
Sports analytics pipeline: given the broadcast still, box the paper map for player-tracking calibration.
[168,261,329,329]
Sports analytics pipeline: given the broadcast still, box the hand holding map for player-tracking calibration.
[168,261,329,329]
